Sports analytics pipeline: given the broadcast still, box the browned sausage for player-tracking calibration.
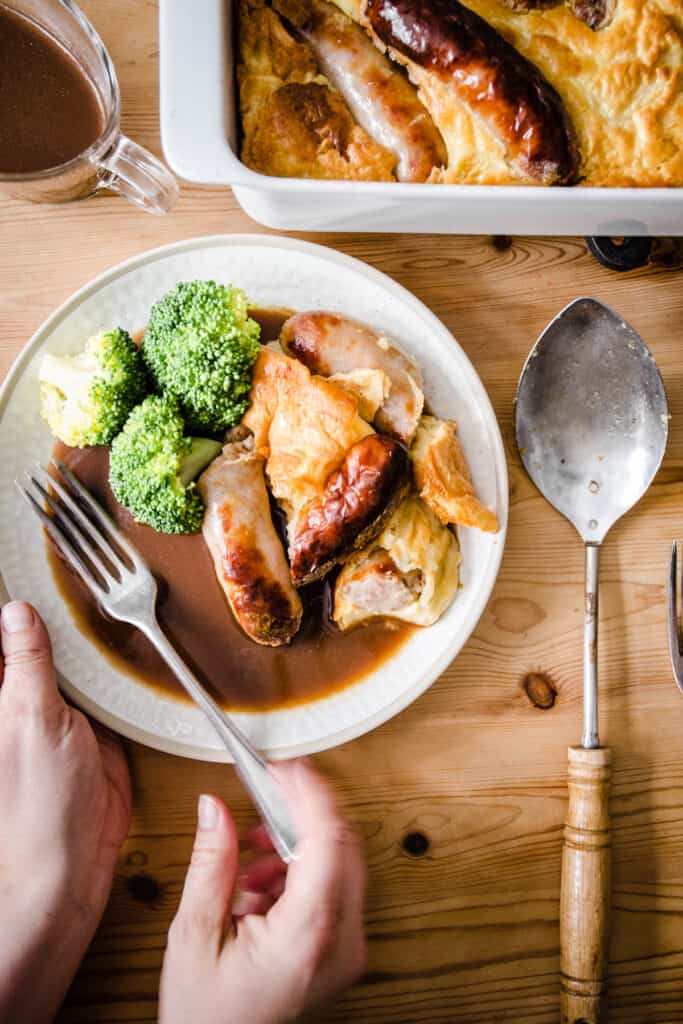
[568,0,615,29]
[199,441,303,645]
[301,0,446,182]
[496,0,554,8]
[498,0,615,30]
[280,311,424,445]
[364,0,579,184]
[290,433,411,586]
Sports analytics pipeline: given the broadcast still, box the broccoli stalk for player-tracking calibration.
[39,328,147,447]
[177,438,223,488]
[141,280,261,434]
[109,395,221,534]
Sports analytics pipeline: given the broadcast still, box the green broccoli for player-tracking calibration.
[109,394,221,534]
[141,280,261,434]
[39,328,147,447]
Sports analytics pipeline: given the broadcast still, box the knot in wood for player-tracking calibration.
[522,671,557,709]
[127,873,160,904]
[402,831,430,857]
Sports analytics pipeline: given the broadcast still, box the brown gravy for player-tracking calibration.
[46,309,413,712]
[0,5,105,174]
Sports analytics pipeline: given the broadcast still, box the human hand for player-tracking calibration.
[0,601,132,1024]
[159,760,367,1024]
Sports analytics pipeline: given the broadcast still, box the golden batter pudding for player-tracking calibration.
[237,0,683,186]
[237,0,396,180]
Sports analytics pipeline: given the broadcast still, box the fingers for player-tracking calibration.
[270,759,342,839]
[173,795,239,947]
[0,602,63,714]
[268,760,365,937]
[247,822,275,852]
[234,851,287,918]
[241,852,287,895]
[232,832,287,918]
[233,890,276,918]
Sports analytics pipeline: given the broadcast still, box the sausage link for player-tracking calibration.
[302,0,446,181]
[568,0,615,29]
[364,0,579,183]
[280,311,424,445]
[498,0,615,30]
[199,445,303,645]
[290,433,411,586]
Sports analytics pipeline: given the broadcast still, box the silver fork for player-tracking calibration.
[668,541,683,695]
[17,458,298,862]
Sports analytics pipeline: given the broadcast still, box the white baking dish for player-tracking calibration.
[159,0,683,235]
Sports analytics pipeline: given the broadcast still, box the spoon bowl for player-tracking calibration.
[515,297,668,544]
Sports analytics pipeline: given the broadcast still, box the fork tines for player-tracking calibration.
[668,540,683,694]
[16,459,141,600]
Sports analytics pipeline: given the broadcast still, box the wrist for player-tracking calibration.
[0,871,105,1024]
[25,841,116,924]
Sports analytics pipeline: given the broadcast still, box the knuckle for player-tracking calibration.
[302,898,341,963]
[297,926,366,990]
[68,706,87,728]
[168,912,196,947]
[169,905,215,944]
[56,707,90,746]
[324,821,362,853]
[4,646,52,670]
[311,898,339,937]
[188,845,224,871]
[2,695,64,731]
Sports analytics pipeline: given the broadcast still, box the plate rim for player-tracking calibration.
[0,233,508,761]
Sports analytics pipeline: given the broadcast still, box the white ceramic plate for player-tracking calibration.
[0,235,507,761]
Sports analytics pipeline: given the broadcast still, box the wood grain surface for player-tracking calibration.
[2,2,683,1021]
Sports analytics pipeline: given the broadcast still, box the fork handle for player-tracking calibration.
[560,745,611,1024]
[141,620,299,862]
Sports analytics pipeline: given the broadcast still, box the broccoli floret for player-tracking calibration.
[109,395,221,534]
[141,280,261,434]
[39,328,147,447]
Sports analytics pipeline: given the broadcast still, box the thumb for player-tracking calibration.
[174,794,239,943]
[0,601,63,713]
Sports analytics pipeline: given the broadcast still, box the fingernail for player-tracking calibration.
[2,602,34,633]
[198,794,218,830]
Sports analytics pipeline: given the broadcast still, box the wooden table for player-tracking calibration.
[2,3,683,1021]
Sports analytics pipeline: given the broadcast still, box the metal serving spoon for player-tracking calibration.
[515,297,668,1024]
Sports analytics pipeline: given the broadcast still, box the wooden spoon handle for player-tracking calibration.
[560,745,611,1024]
